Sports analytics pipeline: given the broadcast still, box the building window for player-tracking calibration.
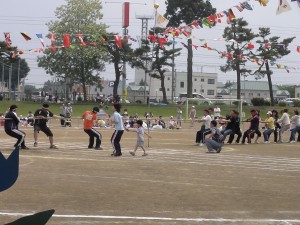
[167,77,170,80]
[194,78,197,81]
[159,88,162,91]
[207,90,214,95]
[194,89,197,92]
[249,93,253,97]
[297,93,300,97]
[180,82,184,88]
[167,88,170,91]
[95,88,97,92]
[257,93,260,97]
[201,78,205,82]
[208,79,215,84]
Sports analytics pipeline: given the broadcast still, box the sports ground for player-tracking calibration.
[1,121,300,225]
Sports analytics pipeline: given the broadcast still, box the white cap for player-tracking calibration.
[267,111,272,115]
[192,106,195,108]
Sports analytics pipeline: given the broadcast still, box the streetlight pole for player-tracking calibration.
[9,63,12,100]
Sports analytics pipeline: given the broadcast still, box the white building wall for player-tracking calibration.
[135,69,218,101]
[295,86,300,98]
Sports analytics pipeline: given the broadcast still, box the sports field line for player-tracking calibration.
[0,212,300,223]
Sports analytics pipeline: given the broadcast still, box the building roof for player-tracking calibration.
[127,85,149,91]
[232,81,280,91]
[276,90,290,96]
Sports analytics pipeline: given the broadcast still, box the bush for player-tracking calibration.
[278,101,287,107]
[293,99,300,107]
[135,100,142,104]
[251,98,265,106]
[0,95,3,101]
[232,101,248,106]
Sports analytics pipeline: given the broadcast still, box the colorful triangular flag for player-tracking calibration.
[20,32,31,41]
[276,0,292,15]
[36,34,45,47]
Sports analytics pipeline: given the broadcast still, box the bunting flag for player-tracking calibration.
[276,0,292,15]
[36,34,45,47]
[228,9,236,20]
[4,32,12,47]
[241,2,254,10]
[156,13,169,28]
[297,46,300,53]
[148,34,157,43]
[114,35,122,48]
[63,34,71,48]
[49,34,56,46]
[256,0,269,6]
[247,43,255,49]
[20,32,31,41]
[76,34,87,47]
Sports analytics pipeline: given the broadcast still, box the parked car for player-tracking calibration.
[283,98,300,106]
[149,99,167,106]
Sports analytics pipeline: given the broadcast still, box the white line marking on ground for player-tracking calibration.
[1,212,300,223]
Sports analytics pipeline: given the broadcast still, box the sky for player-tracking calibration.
[0,0,299,87]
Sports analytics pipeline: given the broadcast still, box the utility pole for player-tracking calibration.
[171,36,175,103]
[1,63,4,95]
[9,63,12,100]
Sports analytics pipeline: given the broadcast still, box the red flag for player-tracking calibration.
[63,34,71,48]
[4,32,12,47]
[114,35,122,48]
[228,9,236,20]
[248,43,255,49]
[158,37,167,48]
[148,34,156,43]
[76,34,87,47]
[21,32,31,41]
[297,46,300,53]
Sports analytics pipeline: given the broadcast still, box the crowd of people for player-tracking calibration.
[2,101,300,156]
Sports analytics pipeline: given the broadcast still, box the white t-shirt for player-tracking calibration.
[214,107,221,117]
[202,115,212,129]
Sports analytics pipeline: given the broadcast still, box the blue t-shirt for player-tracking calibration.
[112,111,124,131]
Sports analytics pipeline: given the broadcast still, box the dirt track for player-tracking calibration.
[1,122,300,225]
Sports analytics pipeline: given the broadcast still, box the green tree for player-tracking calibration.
[221,18,256,100]
[165,0,216,98]
[0,41,30,92]
[102,35,133,97]
[250,27,295,106]
[38,0,107,101]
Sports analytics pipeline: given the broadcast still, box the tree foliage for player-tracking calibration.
[0,41,30,90]
[249,27,295,105]
[221,18,256,99]
[165,0,216,98]
[37,0,107,101]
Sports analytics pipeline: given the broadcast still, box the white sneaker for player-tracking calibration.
[199,143,204,147]
[255,140,259,144]
[264,141,270,144]
[289,140,296,143]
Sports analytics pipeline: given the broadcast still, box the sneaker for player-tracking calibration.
[142,153,148,156]
[199,143,204,147]
[289,140,296,143]
[264,141,270,144]
[33,142,38,147]
[94,147,103,150]
[206,151,215,153]
[255,140,259,144]
[21,146,29,150]
[88,146,94,149]
[216,146,222,153]
[277,140,283,143]
[235,142,240,145]
[129,151,135,156]
[112,152,122,157]
[50,145,58,149]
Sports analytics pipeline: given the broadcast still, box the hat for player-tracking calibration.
[170,116,173,119]
[42,103,49,109]
[192,106,195,108]
[10,105,18,110]
[267,111,272,115]
[93,107,99,113]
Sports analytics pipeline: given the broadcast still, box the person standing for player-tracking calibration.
[127,120,150,156]
[59,103,65,126]
[65,103,73,115]
[262,111,275,144]
[189,106,196,127]
[214,105,221,119]
[110,103,124,157]
[277,109,290,143]
[289,110,300,143]
[33,103,58,149]
[4,105,29,149]
[82,107,103,150]
[176,106,183,129]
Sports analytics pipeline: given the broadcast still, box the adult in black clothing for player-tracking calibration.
[220,110,242,144]
[242,109,261,144]
[4,105,29,149]
[33,103,60,149]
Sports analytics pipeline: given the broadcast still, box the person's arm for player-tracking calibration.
[205,129,215,139]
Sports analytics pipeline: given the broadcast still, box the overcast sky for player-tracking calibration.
[1,0,299,87]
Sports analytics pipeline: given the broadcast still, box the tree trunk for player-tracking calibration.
[113,60,121,97]
[266,61,274,106]
[187,39,193,98]
[160,73,167,103]
[81,62,87,102]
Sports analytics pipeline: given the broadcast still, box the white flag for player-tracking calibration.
[276,0,292,15]
[156,13,169,28]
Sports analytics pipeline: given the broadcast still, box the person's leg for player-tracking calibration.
[289,128,296,142]
[222,129,233,142]
[242,129,249,143]
[235,130,242,143]
[205,139,214,152]
[5,129,23,147]
[91,128,102,148]
[33,126,39,145]
[42,127,55,148]
[274,127,278,142]
[111,130,117,154]
[84,129,95,148]
[196,130,202,143]
[202,129,211,144]
[111,130,124,155]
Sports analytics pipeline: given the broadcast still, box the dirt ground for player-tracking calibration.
[1,121,300,225]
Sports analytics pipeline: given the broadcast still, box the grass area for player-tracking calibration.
[0,100,297,119]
